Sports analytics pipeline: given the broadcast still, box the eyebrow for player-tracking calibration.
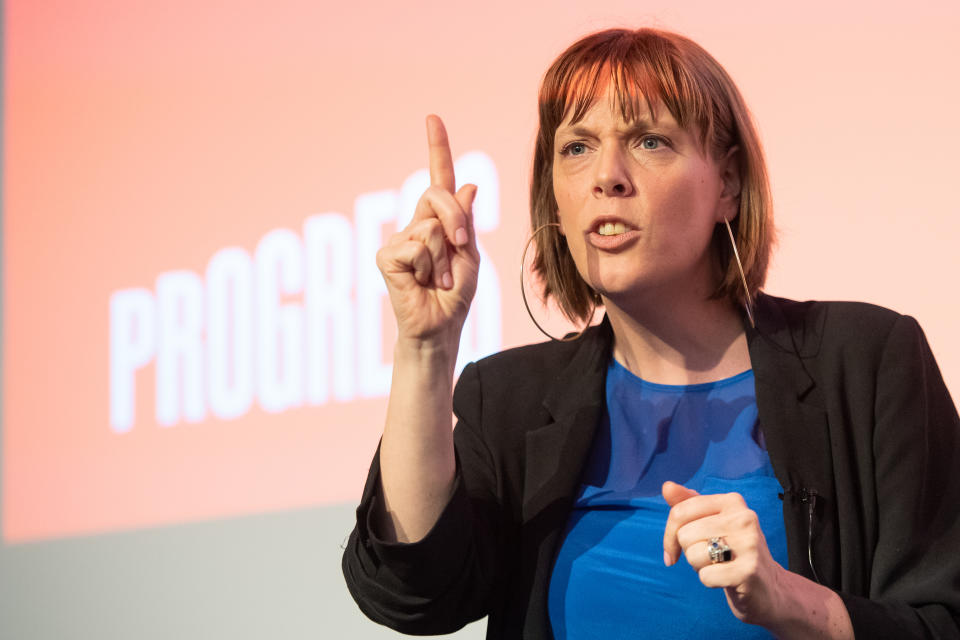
[557,120,671,138]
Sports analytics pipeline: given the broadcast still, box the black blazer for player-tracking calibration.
[343,294,960,638]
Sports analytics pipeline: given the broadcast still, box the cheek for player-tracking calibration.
[555,202,567,235]
[666,174,717,223]
[552,187,571,236]
[552,166,584,210]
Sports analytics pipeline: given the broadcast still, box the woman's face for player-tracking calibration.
[551,89,739,308]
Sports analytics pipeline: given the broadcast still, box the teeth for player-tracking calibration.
[597,222,627,236]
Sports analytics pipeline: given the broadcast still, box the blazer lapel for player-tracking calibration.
[748,294,839,585]
[521,319,612,524]
[519,319,611,639]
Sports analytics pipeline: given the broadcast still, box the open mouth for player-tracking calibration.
[596,222,628,236]
[587,220,640,251]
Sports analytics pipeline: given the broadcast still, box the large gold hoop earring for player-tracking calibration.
[520,222,597,342]
[723,217,755,328]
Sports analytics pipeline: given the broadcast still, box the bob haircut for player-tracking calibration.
[530,28,774,323]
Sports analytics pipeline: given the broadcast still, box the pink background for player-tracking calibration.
[5,0,959,542]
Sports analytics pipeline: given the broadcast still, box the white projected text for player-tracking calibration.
[109,152,502,433]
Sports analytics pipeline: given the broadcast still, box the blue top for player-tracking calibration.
[547,360,788,639]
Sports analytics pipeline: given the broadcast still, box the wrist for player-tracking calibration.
[761,569,853,640]
[394,329,462,370]
[761,566,802,634]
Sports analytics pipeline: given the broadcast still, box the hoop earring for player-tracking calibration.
[723,217,755,328]
[520,222,597,342]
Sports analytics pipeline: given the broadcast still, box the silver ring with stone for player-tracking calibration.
[708,536,732,563]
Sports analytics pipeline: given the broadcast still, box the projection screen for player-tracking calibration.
[2,1,958,638]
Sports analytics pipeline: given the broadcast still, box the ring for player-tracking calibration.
[708,537,732,564]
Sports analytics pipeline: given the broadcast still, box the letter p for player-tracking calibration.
[109,288,156,433]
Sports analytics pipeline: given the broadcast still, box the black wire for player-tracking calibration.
[805,490,822,584]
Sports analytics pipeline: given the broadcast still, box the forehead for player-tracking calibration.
[553,74,714,157]
[557,85,668,129]
[553,58,699,133]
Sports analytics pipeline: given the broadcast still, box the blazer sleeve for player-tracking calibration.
[341,361,506,635]
[839,315,960,638]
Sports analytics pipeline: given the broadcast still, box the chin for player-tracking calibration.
[590,269,704,307]
[584,261,657,293]
[585,277,653,304]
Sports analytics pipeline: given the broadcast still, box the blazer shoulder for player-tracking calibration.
[473,338,579,374]
[758,294,909,356]
[763,293,905,325]
[468,321,608,379]
[455,320,611,416]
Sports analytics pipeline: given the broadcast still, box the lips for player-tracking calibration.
[586,218,640,251]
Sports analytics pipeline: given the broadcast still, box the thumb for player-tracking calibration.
[455,182,477,206]
[662,481,699,507]
[455,183,477,220]
[451,183,478,249]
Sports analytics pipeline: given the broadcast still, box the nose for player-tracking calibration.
[593,145,633,197]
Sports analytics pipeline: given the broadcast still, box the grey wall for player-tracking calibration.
[0,503,485,639]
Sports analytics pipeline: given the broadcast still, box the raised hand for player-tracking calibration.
[376,115,480,347]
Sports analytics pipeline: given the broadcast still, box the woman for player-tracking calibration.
[342,28,960,638]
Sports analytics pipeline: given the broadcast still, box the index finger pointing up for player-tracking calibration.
[426,114,456,194]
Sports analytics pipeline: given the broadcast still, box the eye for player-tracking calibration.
[561,141,588,156]
[640,136,665,150]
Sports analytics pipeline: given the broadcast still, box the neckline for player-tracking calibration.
[608,358,753,392]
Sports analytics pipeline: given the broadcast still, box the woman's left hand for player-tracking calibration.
[661,481,787,628]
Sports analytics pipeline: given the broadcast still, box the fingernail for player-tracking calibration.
[663,551,671,566]
[442,272,453,289]
[455,228,468,246]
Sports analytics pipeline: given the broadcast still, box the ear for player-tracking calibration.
[716,146,742,222]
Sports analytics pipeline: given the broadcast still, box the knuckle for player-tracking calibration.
[662,518,677,540]
[414,189,441,216]
[736,510,758,529]
[408,218,430,234]
[698,569,713,588]
[399,243,425,271]
[424,218,445,240]
[425,185,447,202]
[729,492,747,508]
[669,503,688,522]
[411,243,430,261]
[376,243,401,268]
